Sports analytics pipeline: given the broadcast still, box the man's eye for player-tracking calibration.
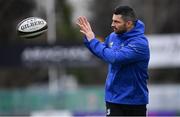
[114,21,120,23]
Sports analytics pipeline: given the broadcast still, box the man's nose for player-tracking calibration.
[111,22,115,27]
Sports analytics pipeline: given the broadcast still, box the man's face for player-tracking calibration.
[111,14,128,34]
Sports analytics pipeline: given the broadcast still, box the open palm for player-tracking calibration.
[76,16,95,41]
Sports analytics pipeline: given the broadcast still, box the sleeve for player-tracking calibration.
[83,36,109,58]
[87,38,149,65]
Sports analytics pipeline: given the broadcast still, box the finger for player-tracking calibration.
[76,20,82,27]
[76,17,85,27]
[76,18,80,24]
[86,21,92,31]
[82,16,92,31]
[77,17,86,28]
[77,17,82,25]
[76,22,87,33]
[80,30,86,35]
[81,16,91,31]
[77,16,90,32]
[83,16,89,26]
[82,16,89,29]
[78,16,84,25]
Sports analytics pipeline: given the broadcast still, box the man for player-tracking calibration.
[76,6,150,116]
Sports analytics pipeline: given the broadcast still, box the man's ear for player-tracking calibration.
[127,21,133,26]
[126,21,133,29]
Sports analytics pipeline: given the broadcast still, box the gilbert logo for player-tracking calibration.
[20,20,44,31]
[109,42,113,48]
[106,108,111,115]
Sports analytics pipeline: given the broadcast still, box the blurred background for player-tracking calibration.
[0,0,180,116]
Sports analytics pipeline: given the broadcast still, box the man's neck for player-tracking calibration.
[127,25,134,32]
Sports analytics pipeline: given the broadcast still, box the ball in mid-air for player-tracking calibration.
[17,17,48,38]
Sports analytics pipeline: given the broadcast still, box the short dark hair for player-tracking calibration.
[113,6,137,23]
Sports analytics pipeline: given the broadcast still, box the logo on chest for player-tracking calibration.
[108,42,113,48]
[108,41,125,48]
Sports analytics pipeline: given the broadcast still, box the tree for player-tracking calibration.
[126,0,180,34]
[90,0,120,39]
[55,0,81,44]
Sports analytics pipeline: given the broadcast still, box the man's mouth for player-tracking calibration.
[113,28,117,31]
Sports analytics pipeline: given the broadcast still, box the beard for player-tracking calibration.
[112,24,128,34]
[114,28,127,34]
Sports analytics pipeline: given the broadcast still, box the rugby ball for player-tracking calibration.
[17,17,48,38]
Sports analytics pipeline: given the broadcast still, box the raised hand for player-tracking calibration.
[76,16,95,41]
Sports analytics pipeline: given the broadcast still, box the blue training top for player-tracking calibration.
[83,20,150,105]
